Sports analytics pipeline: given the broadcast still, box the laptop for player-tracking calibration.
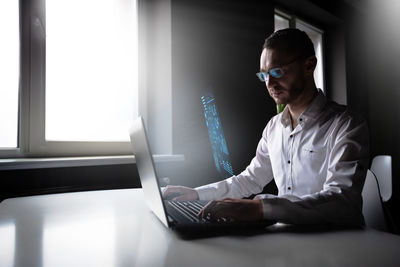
[129,117,275,237]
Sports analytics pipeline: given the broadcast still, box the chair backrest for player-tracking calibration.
[362,169,387,231]
[371,155,392,202]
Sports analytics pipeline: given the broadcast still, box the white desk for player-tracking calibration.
[0,189,399,267]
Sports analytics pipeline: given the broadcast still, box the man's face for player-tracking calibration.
[259,48,306,105]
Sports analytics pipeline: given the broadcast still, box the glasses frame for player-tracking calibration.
[256,56,303,82]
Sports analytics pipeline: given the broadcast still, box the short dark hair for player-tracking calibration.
[263,28,315,58]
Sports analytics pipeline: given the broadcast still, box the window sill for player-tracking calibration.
[0,154,185,171]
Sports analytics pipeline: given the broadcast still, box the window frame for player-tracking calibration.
[29,0,138,156]
[0,0,24,159]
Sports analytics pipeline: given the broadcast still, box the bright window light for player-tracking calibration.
[44,215,115,267]
[296,19,324,91]
[0,223,16,267]
[46,0,138,142]
[274,12,325,92]
[0,0,19,148]
[274,14,290,31]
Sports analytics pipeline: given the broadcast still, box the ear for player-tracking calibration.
[304,56,317,77]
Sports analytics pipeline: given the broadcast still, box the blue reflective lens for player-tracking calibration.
[269,68,284,78]
[256,68,284,82]
[256,72,268,82]
[260,72,268,80]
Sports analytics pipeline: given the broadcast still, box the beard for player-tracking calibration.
[271,77,306,105]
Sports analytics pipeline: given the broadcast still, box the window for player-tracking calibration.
[46,0,138,142]
[274,10,325,91]
[0,0,19,150]
[0,0,177,160]
[274,13,290,31]
[1,0,140,158]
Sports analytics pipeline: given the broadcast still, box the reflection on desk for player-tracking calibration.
[1,188,400,267]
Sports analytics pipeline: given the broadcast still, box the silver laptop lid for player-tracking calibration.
[129,117,169,227]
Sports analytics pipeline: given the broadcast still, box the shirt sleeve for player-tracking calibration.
[195,125,275,200]
[257,114,370,226]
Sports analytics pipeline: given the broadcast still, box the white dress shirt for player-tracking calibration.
[195,90,369,226]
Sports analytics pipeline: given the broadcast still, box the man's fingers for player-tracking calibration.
[162,185,199,200]
[172,195,190,201]
[198,199,251,222]
[198,198,263,222]
[197,201,210,218]
[198,200,216,219]
[211,202,235,221]
[162,186,181,198]
[198,200,231,221]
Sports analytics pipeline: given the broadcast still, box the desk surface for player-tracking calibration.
[1,189,400,267]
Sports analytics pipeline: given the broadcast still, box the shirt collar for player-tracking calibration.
[280,106,291,128]
[280,89,327,128]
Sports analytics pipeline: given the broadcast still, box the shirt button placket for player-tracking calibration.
[287,132,294,194]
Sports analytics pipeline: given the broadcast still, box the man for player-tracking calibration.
[163,28,369,226]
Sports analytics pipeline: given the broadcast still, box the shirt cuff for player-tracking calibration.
[255,194,279,221]
[195,185,216,200]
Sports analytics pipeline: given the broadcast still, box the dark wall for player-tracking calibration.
[0,164,141,202]
[343,0,400,230]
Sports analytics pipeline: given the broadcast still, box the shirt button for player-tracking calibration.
[299,118,303,121]
[290,135,293,138]
[288,187,291,190]
[287,160,291,164]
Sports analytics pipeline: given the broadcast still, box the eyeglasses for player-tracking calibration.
[256,57,302,82]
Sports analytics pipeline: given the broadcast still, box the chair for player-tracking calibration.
[362,170,387,231]
[371,155,392,202]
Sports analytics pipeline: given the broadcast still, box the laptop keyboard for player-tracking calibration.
[167,200,233,224]
[168,201,205,223]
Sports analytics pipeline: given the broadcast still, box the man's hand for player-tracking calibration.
[162,185,199,201]
[198,198,263,222]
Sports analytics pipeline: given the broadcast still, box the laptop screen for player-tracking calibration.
[129,117,169,227]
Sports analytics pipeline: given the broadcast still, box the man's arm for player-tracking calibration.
[195,126,274,200]
[163,124,275,201]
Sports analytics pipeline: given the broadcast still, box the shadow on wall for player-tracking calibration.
[171,0,276,188]
[345,0,400,195]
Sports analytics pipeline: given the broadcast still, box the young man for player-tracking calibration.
[163,28,369,226]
